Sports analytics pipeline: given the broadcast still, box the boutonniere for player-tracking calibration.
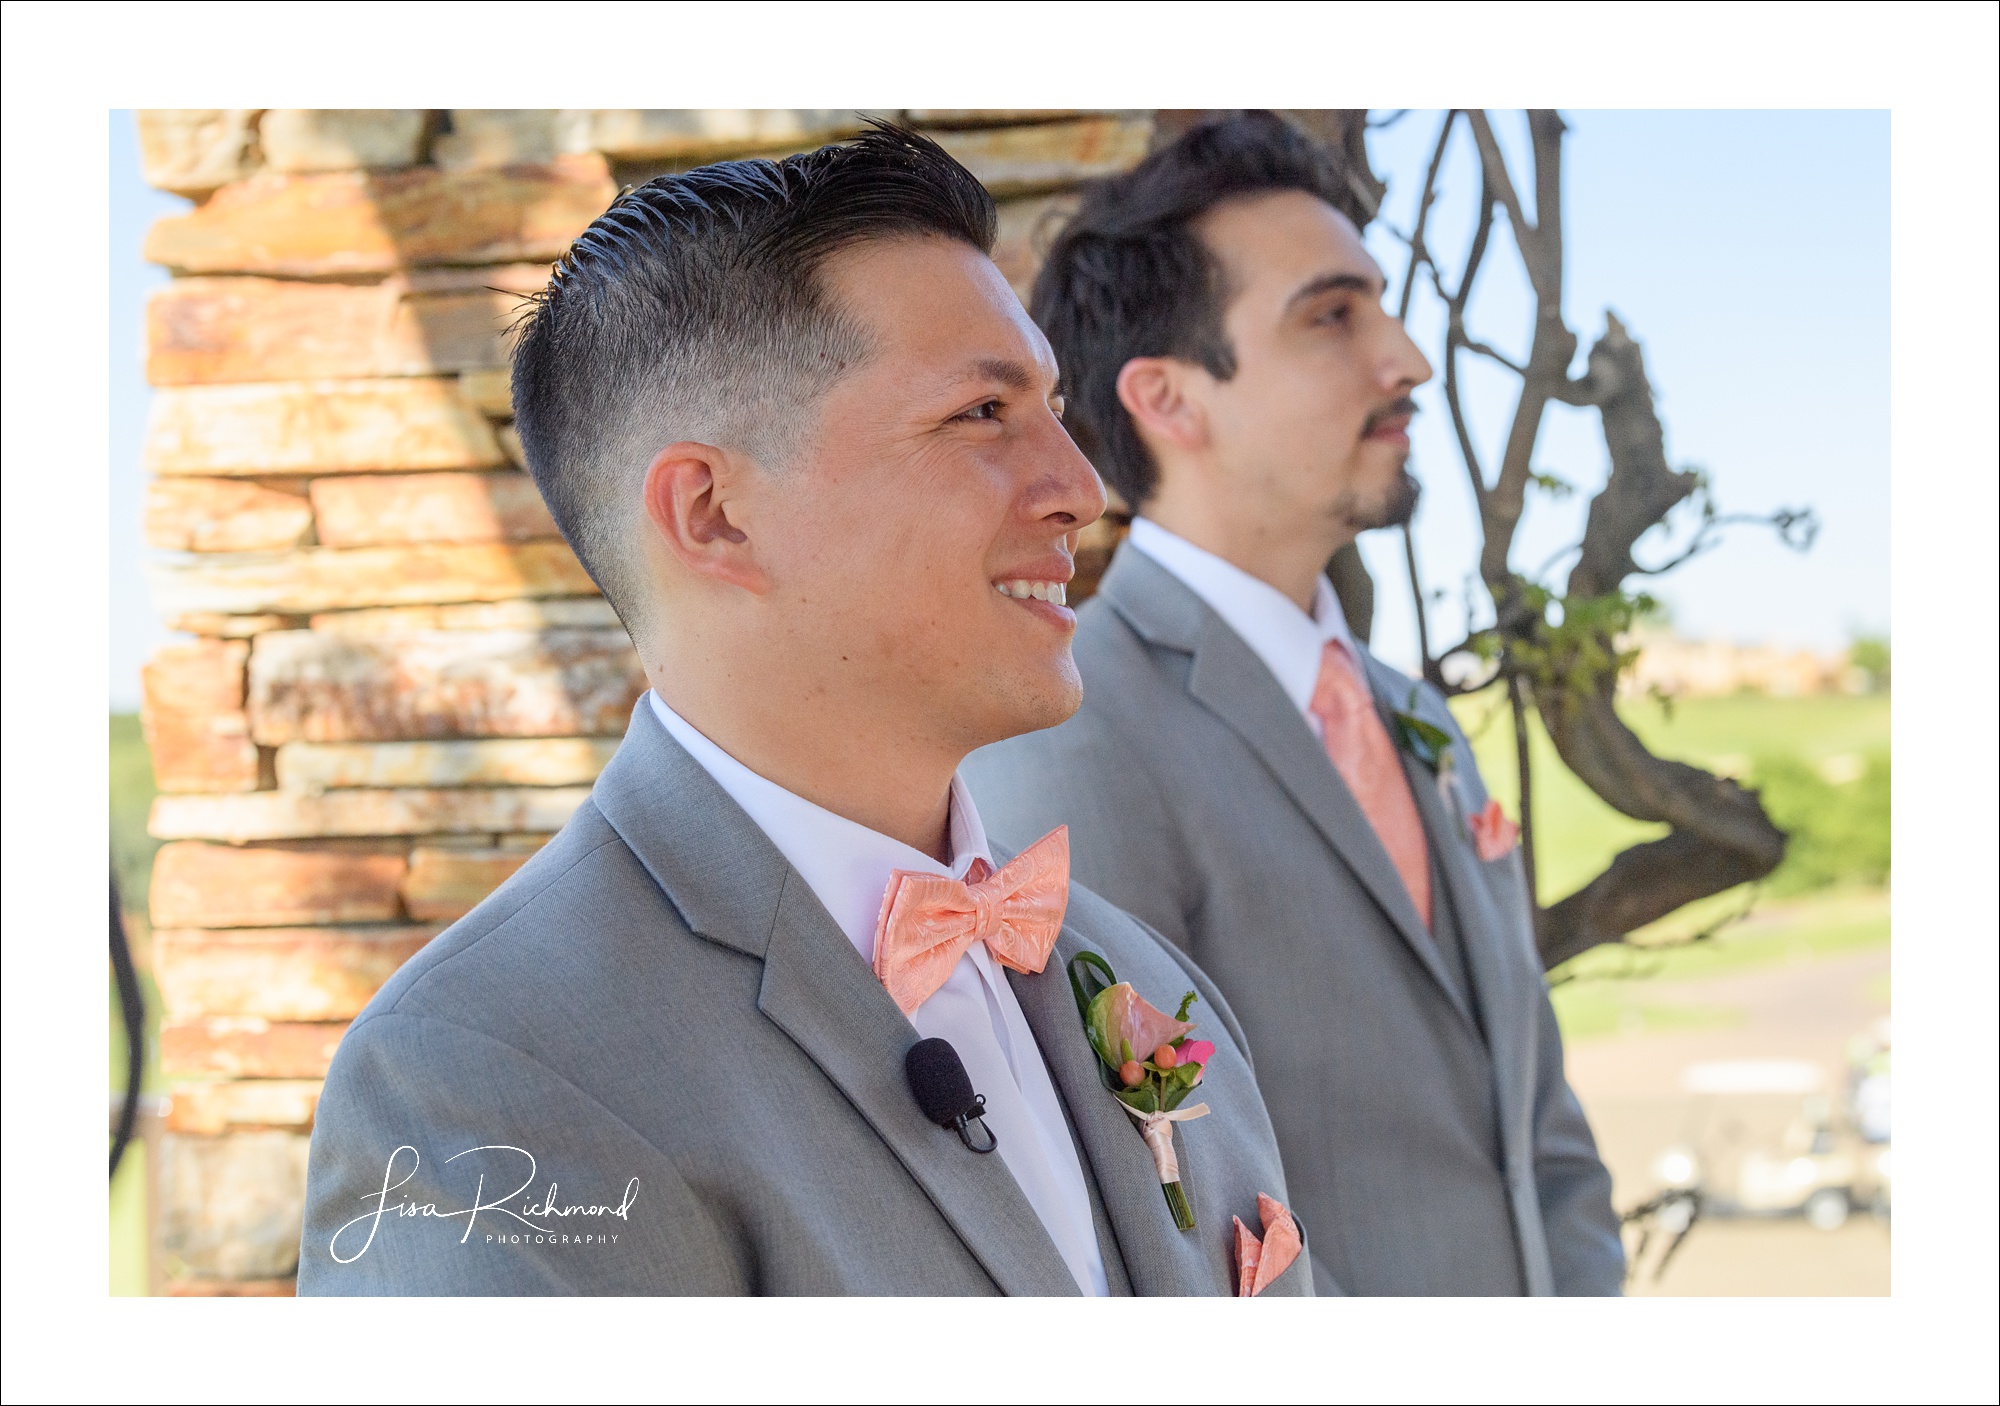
[1388,687,1456,780]
[1068,952,1214,1231]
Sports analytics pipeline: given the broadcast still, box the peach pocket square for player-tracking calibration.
[1468,797,1520,862]
[1233,1193,1302,1296]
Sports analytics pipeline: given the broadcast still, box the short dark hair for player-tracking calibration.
[1031,111,1364,510]
[511,123,996,623]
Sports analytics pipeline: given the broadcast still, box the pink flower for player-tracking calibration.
[1179,1039,1216,1085]
[1099,983,1194,1063]
[1469,798,1520,862]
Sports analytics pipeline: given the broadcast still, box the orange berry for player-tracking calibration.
[1153,1044,1178,1069]
[1119,1060,1145,1087]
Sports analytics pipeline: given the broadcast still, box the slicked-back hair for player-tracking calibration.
[1030,111,1364,511]
[510,123,997,626]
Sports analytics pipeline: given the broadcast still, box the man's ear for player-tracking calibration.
[640,441,771,594]
[1115,355,1210,454]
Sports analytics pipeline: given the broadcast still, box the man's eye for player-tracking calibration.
[959,400,1002,422]
[1050,395,1066,420]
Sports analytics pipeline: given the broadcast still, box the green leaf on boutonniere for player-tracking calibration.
[1391,688,1455,773]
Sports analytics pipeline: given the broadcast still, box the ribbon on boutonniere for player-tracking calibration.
[1068,952,1213,1231]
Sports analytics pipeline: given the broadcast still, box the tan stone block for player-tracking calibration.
[142,641,260,794]
[146,277,527,385]
[248,628,642,744]
[148,541,596,616]
[459,367,515,419]
[145,377,504,477]
[149,787,592,843]
[583,108,862,162]
[145,476,314,552]
[403,846,534,921]
[162,1019,350,1077]
[143,638,247,712]
[159,1130,309,1280]
[155,925,435,1021]
[934,115,1152,196]
[259,109,427,173]
[137,110,259,196]
[144,156,616,277]
[167,613,303,638]
[431,109,595,168]
[430,109,862,169]
[992,194,1079,300]
[149,840,408,928]
[309,472,556,547]
[165,1080,324,1134]
[309,597,620,635]
[278,737,618,791]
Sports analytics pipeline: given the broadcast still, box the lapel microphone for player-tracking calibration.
[904,1038,999,1154]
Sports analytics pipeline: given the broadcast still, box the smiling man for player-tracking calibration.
[296,127,1306,1297]
[965,113,1624,1296]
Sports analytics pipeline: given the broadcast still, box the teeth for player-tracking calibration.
[994,579,1069,605]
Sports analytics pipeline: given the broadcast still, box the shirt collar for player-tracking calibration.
[1126,516,1357,715]
[646,690,991,966]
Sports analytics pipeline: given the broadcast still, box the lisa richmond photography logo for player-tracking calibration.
[330,1144,641,1264]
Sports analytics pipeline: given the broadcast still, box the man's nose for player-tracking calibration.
[1030,412,1107,532]
[1381,316,1434,392]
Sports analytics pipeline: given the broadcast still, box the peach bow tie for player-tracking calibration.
[872,826,1070,1015]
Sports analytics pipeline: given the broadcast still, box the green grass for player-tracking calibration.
[1448,691,1890,905]
[1547,887,1890,1041]
[1441,691,1891,1044]
[111,713,160,910]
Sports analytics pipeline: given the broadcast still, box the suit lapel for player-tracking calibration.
[1101,547,1475,1029]
[593,701,1079,1297]
[1005,927,1221,1297]
[757,875,1080,1297]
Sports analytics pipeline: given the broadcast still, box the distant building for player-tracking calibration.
[1618,629,1869,699]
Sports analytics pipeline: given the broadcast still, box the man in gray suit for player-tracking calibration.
[298,128,1307,1296]
[965,114,1623,1295]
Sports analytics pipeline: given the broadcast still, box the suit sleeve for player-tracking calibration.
[1529,990,1627,1294]
[298,1011,744,1295]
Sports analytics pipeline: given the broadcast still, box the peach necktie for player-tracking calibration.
[1308,640,1432,928]
[872,826,1070,1015]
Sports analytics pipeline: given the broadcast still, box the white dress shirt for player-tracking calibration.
[1127,516,1357,741]
[647,691,1110,1296]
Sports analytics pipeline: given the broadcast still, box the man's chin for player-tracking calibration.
[1351,468,1420,531]
[965,660,1084,752]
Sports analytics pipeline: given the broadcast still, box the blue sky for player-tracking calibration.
[107,109,1889,705]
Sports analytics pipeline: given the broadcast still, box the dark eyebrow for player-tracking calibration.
[951,356,1040,394]
[1285,271,1381,311]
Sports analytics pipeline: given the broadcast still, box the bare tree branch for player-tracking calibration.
[1461,337,1526,374]
[1397,110,1459,322]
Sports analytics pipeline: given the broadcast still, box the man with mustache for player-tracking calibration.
[966,113,1623,1295]
[297,126,1307,1296]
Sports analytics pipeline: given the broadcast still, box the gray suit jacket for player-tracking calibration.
[964,544,1623,1296]
[298,698,1308,1296]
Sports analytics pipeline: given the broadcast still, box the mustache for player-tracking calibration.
[1362,396,1420,435]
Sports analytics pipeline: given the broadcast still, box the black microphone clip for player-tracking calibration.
[904,1037,1000,1154]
